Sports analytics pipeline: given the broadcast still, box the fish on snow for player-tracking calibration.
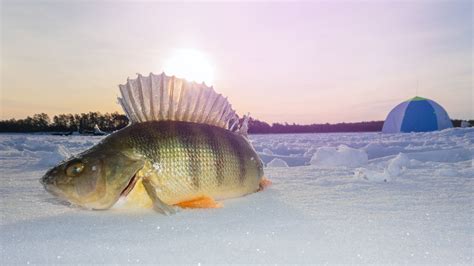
[41,72,270,214]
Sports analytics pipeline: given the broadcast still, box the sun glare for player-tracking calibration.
[163,49,215,85]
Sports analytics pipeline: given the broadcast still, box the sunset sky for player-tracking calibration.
[1,1,472,124]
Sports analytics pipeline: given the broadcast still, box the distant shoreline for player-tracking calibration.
[0,112,471,134]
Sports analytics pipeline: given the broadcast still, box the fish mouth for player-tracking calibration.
[120,173,139,197]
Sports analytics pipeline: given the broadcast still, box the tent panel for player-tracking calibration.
[400,100,438,132]
[382,101,409,133]
[428,100,453,130]
[407,96,427,102]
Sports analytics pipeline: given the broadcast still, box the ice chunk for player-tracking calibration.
[266,158,289,168]
[355,153,411,182]
[310,145,368,167]
[363,142,404,159]
[303,147,317,157]
[386,153,410,177]
[354,168,390,182]
[262,148,273,155]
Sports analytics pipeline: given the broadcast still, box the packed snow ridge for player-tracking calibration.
[1,128,472,264]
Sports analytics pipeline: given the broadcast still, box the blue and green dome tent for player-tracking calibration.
[382,96,453,133]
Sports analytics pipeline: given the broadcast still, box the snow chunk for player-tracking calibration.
[267,158,289,168]
[355,153,410,182]
[354,168,389,182]
[363,142,404,159]
[262,148,273,155]
[310,145,368,167]
[386,153,410,177]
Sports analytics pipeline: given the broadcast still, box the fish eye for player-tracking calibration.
[66,161,85,177]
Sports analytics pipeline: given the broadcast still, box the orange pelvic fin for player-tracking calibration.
[258,177,272,191]
[174,196,223,209]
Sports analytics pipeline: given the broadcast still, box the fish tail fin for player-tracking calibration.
[258,177,272,191]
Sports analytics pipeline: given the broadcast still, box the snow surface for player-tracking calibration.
[1,129,473,264]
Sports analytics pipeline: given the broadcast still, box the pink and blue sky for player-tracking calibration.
[1,1,472,123]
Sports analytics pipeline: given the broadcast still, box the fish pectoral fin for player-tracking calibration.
[258,176,272,191]
[142,179,178,215]
[174,196,223,209]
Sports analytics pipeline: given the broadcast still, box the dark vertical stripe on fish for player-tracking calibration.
[178,123,201,189]
[228,134,246,184]
[202,125,225,186]
[138,123,161,162]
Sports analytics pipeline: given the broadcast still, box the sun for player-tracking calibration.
[163,49,215,85]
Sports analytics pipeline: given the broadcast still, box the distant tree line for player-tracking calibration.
[451,119,474,128]
[0,112,128,133]
[0,112,472,134]
[247,118,384,134]
[248,119,473,133]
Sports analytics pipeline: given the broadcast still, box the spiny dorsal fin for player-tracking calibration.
[239,114,250,137]
[118,72,248,135]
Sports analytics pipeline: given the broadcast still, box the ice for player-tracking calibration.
[1,128,473,264]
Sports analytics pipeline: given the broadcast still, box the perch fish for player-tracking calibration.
[41,73,269,214]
